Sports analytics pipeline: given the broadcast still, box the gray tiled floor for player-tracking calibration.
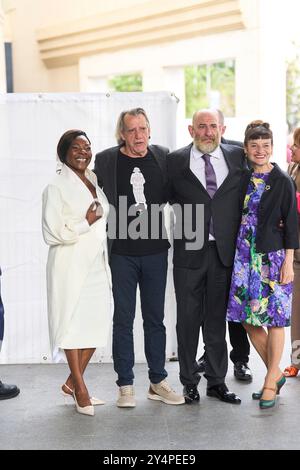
[1,350,300,450]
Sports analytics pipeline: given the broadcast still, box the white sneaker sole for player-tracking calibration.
[147,393,185,405]
[117,401,136,408]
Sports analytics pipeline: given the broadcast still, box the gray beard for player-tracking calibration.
[195,140,219,154]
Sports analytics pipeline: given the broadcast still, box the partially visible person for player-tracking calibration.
[94,108,184,408]
[287,144,292,165]
[42,130,112,416]
[284,127,300,377]
[0,268,20,400]
[227,122,298,409]
[197,109,252,383]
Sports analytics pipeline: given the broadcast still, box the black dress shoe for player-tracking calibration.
[234,361,253,382]
[0,381,20,400]
[196,356,206,373]
[183,385,200,404]
[206,383,241,404]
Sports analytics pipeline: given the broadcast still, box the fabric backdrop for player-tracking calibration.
[0,91,179,364]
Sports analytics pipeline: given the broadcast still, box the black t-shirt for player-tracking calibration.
[111,149,170,256]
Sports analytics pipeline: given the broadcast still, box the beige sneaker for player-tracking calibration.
[116,385,136,408]
[148,380,185,405]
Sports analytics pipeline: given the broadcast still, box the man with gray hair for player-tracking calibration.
[168,108,246,405]
[94,108,184,408]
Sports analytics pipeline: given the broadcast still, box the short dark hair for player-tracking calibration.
[57,129,91,163]
[244,121,273,146]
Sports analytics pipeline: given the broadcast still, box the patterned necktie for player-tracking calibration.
[202,154,217,236]
[202,154,217,197]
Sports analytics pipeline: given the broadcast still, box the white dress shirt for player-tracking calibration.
[190,144,229,189]
[190,144,229,240]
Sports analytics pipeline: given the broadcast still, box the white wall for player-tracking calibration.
[2,0,151,92]
[80,0,288,167]
[0,2,6,92]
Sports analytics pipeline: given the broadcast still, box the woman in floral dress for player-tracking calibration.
[227,122,299,409]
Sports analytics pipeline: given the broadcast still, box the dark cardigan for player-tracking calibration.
[240,163,299,253]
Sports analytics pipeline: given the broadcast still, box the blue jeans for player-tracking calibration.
[110,252,168,386]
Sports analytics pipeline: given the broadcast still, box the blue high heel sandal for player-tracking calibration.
[252,374,286,400]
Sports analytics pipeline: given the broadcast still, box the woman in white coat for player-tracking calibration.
[42,130,112,416]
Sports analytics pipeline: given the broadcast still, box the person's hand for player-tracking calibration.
[86,202,103,225]
[279,259,294,285]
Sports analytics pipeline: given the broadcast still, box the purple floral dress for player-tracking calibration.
[226,172,292,327]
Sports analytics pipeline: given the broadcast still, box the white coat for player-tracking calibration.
[42,164,112,359]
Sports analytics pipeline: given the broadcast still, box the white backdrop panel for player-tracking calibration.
[0,91,178,364]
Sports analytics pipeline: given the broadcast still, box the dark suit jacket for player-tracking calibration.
[240,163,299,253]
[93,144,169,254]
[167,143,246,268]
[221,136,243,148]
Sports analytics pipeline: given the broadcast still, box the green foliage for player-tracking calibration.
[286,43,300,132]
[108,73,143,92]
[185,61,235,118]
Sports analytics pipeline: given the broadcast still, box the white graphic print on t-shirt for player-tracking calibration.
[130,167,147,210]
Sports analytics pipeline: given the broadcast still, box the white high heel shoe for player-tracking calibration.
[73,392,94,416]
[89,397,105,406]
[62,384,105,406]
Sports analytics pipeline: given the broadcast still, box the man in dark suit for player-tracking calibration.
[197,110,252,382]
[94,108,184,408]
[168,108,245,404]
[0,268,20,400]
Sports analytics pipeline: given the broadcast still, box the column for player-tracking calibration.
[0,4,6,92]
[163,66,187,149]
[235,0,287,167]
